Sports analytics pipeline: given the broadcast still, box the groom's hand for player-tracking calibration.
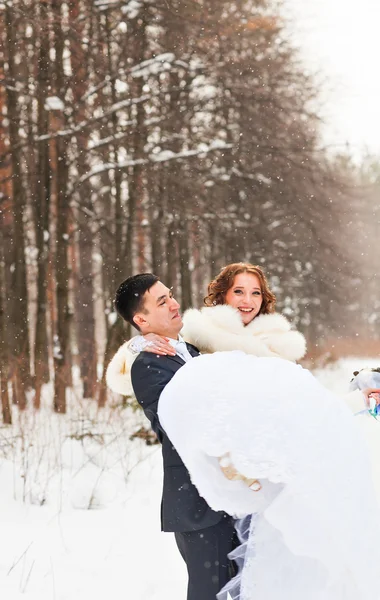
[219,454,241,481]
[219,454,261,491]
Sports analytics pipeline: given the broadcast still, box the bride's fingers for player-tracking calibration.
[157,343,176,355]
[146,343,176,356]
[160,345,176,355]
[145,344,166,355]
[151,339,176,354]
[144,334,177,355]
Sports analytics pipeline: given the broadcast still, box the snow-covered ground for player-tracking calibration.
[0,358,378,600]
[0,448,183,600]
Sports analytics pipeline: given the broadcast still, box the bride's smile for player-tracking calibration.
[225,272,263,325]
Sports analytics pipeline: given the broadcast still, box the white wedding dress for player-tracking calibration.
[158,352,380,600]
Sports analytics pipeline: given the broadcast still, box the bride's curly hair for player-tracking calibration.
[204,263,276,314]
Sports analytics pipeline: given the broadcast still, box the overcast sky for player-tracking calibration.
[285,0,380,158]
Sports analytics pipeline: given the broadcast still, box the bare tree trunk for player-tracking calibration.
[136,199,147,272]
[97,319,126,408]
[165,220,178,291]
[73,216,97,399]
[33,0,51,409]
[97,9,130,407]
[208,220,219,278]
[0,28,11,423]
[123,9,147,274]
[103,10,125,291]
[178,220,192,310]
[4,3,30,410]
[148,172,165,277]
[51,0,70,413]
[0,215,12,424]
[98,8,147,406]
[69,0,97,400]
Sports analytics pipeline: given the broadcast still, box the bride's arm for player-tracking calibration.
[106,334,175,395]
[106,340,136,396]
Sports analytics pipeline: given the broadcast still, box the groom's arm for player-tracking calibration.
[131,354,173,443]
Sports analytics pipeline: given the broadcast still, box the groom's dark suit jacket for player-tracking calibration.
[131,343,224,533]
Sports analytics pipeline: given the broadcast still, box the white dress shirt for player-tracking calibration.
[168,335,194,362]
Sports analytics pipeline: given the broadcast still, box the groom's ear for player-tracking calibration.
[133,312,149,330]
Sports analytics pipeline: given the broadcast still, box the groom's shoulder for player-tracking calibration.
[131,352,176,391]
[132,351,161,369]
[131,351,172,375]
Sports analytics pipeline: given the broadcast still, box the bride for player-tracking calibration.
[158,351,380,600]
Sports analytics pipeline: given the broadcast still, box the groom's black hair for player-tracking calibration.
[114,273,159,329]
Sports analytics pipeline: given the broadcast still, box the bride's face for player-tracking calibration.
[225,273,263,325]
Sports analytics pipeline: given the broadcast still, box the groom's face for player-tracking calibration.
[133,281,183,339]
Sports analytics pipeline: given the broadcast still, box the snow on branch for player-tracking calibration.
[230,166,272,185]
[150,140,232,163]
[81,54,190,103]
[121,1,143,19]
[75,141,232,187]
[93,0,121,11]
[36,95,151,143]
[87,131,131,151]
[131,54,177,78]
[45,96,65,111]
[88,117,162,151]
[102,95,151,118]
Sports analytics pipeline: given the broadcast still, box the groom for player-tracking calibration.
[114,273,238,600]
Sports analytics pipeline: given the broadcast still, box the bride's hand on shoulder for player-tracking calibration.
[143,333,176,356]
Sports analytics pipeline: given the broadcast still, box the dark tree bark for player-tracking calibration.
[32,0,52,409]
[69,0,97,400]
[122,11,147,277]
[4,2,30,410]
[51,0,71,413]
[97,318,126,408]
[0,214,12,424]
[178,220,192,310]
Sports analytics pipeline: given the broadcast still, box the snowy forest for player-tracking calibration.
[1,0,380,424]
[1,1,380,598]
